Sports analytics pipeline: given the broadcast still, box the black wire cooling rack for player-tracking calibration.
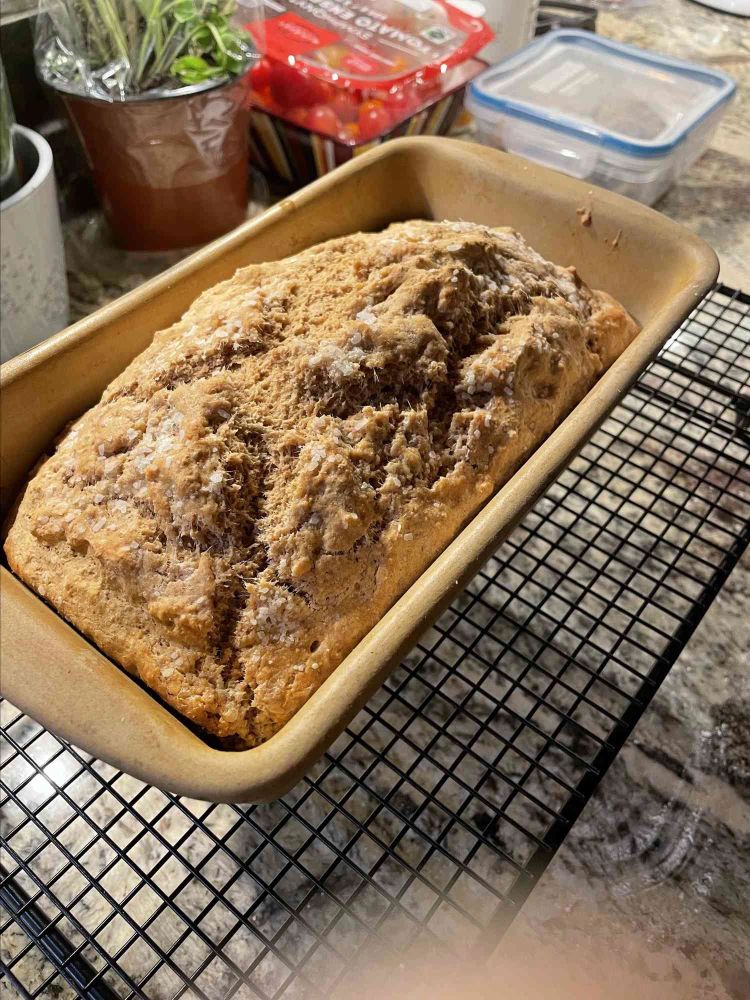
[2,284,749,1000]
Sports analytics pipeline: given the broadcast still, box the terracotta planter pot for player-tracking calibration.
[60,75,250,252]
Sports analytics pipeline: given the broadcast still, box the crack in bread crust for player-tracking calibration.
[4,221,639,746]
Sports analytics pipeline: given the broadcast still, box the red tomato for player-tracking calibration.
[287,106,310,128]
[385,87,415,117]
[336,122,361,145]
[359,98,386,115]
[314,43,348,70]
[358,102,392,141]
[307,105,341,137]
[250,57,273,93]
[329,91,359,124]
[316,80,339,103]
[306,75,332,106]
[270,62,327,108]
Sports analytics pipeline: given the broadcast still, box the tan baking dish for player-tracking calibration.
[1,138,717,802]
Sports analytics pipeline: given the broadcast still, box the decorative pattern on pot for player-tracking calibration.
[1,125,69,363]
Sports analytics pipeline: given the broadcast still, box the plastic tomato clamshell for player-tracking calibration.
[245,0,493,145]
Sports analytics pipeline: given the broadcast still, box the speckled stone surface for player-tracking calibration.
[497,8,750,996]
[494,558,750,999]
[599,0,750,289]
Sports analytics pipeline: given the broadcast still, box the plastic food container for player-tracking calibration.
[244,0,492,186]
[466,29,736,205]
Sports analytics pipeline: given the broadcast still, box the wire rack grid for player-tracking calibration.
[1,284,749,1000]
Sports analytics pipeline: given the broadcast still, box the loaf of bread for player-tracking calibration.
[4,221,638,746]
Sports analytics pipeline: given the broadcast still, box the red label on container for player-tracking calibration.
[341,51,387,75]
[249,13,341,60]
[247,0,492,87]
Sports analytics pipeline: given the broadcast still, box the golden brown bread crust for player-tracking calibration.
[4,221,639,746]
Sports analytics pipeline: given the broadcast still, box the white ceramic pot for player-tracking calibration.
[1,125,69,363]
[480,0,539,64]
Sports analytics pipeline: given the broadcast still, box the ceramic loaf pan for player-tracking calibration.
[0,138,718,802]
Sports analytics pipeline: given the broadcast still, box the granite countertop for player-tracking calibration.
[493,5,750,996]
[599,0,750,290]
[4,2,748,997]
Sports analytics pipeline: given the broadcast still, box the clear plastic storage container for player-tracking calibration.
[466,29,736,205]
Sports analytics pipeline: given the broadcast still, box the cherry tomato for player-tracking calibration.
[314,43,348,70]
[270,62,327,108]
[329,91,359,124]
[385,87,415,117]
[306,75,331,106]
[250,57,273,93]
[358,102,392,141]
[307,105,341,136]
[336,122,360,145]
[359,98,386,116]
[287,106,311,128]
[316,80,339,103]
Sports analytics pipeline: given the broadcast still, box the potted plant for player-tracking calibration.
[1,56,69,362]
[34,0,257,251]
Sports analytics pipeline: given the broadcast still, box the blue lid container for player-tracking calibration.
[466,29,736,204]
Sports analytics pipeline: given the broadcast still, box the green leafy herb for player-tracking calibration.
[39,0,253,96]
[171,54,215,84]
